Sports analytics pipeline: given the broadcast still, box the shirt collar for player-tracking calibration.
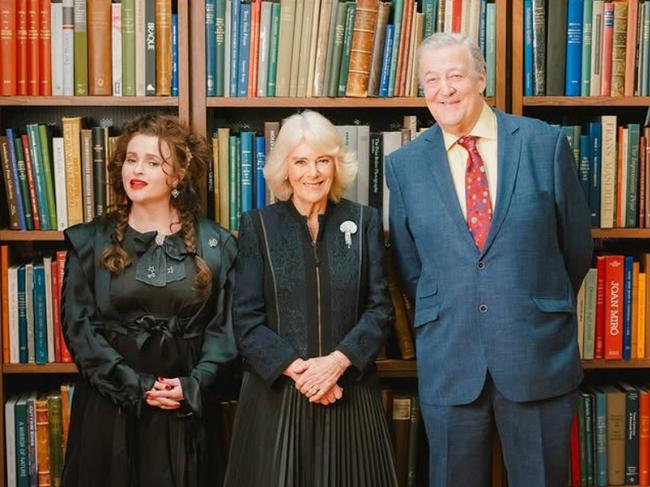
[442,102,497,151]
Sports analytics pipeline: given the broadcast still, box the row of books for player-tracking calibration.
[209,116,422,231]
[4,384,74,487]
[0,0,179,97]
[0,246,73,365]
[570,383,650,487]
[0,118,119,232]
[204,0,497,99]
[562,116,650,229]
[524,0,650,97]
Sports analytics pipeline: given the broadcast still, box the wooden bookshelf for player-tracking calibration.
[205,96,496,108]
[3,363,77,374]
[591,228,650,239]
[0,96,180,107]
[523,96,650,107]
[582,359,650,369]
[0,230,64,241]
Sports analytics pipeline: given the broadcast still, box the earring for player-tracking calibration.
[171,188,180,199]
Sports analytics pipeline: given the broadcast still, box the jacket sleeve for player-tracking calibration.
[335,207,394,372]
[180,232,238,418]
[61,223,155,415]
[553,131,594,294]
[386,155,421,301]
[232,212,301,386]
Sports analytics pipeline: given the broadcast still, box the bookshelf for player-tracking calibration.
[0,2,191,485]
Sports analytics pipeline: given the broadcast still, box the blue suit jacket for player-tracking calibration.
[386,109,593,406]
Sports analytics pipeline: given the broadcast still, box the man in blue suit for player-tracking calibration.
[386,33,593,487]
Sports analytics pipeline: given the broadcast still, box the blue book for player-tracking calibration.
[238,2,251,97]
[172,13,179,96]
[32,264,48,365]
[523,0,534,96]
[14,396,28,487]
[254,135,266,209]
[623,256,633,360]
[5,129,27,230]
[588,122,602,228]
[16,266,27,364]
[205,0,217,97]
[485,4,496,96]
[565,0,583,95]
[379,24,394,97]
[229,0,241,97]
[239,131,254,213]
[578,134,591,206]
[25,124,50,230]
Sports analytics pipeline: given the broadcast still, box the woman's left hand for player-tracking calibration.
[145,377,185,410]
[295,351,351,402]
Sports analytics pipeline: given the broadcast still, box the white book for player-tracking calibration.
[62,0,75,96]
[135,0,146,96]
[25,263,34,364]
[444,0,454,33]
[356,125,370,205]
[289,0,305,96]
[8,265,19,364]
[337,125,358,202]
[590,1,604,96]
[5,396,18,487]
[52,137,68,231]
[257,1,273,97]
[576,274,586,357]
[224,0,232,97]
[112,3,123,96]
[305,0,322,97]
[382,131,403,231]
[43,257,55,364]
[468,0,481,43]
[51,3,64,95]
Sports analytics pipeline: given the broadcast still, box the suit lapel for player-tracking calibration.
[480,110,522,256]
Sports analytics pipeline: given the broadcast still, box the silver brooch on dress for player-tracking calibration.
[208,238,218,248]
[339,220,358,248]
[155,233,165,246]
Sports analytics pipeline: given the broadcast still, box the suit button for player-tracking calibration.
[477,261,485,270]
[479,304,488,313]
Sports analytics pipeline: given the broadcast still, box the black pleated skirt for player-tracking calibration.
[224,371,398,487]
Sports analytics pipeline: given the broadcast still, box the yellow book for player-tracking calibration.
[217,128,230,229]
[633,262,640,359]
[639,273,646,358]
[61,117,83,226]
[211,135,220,224]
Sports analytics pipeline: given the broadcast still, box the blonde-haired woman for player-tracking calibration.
[224,110,398,486]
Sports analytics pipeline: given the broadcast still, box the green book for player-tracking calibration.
[388,0,404,97]
[266,2,281,96]
[422,0,437,38]
[38,125,57,230]
[215,0,227,96]
[121,0,137,96]
[327,2,348,96]
[337,2,356,96]
[73,0,88,96]
[8,132,33,230]
[229,135,239,231]
[626,123,640,227]
[26,124,50,230]
[581,0,593,96]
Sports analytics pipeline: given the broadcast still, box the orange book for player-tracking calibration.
[38,0,51,95]
[397,0,413,97]
[639,387,650,485]
[395,0,411,97]
[346,0,380,97]
[604,255,624,360]
[451,0,463,32]
[35,395,51,486]
[26,0,39,96]
[155,0,172,95]
[16,0,28,95]
[87,0,112,95]
[55,250,73,362]
[0,0,17,95]
[1,245,9,364]
[248,0,260,97]
[624,0,639,96]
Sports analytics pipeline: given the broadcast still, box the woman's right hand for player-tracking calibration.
[311,383,344,406]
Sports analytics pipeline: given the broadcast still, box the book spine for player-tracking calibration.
[6,130,31,229]
[62,0,74,96]
[51,2,63,95]
[564,0,583,96]
[26,124,50,230]
[238,2,251,97]
[146,0,156,95]
[19,134,40,230]
[171,12,178,96]
[580,0,593,96]
[254,135,265,209]
[327,2,347,96]
[26,0,39,96]
[266,2,281,96]
[73,0,88,95]
[37,125,58,230]
[346,0,379,97]
[206,0,216,96]
[38,0,51,96]
[121,0,136,95]
[0,0,17,95]
[155,0,171,95]
[16,0,27,95]
[337,2,356,96]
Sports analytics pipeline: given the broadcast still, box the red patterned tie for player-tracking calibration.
[457,135,492,251]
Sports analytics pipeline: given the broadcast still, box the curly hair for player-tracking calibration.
[101,114,212,297]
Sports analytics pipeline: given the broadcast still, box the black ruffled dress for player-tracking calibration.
[60,216,237,487]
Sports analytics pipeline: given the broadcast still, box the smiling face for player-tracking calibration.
[419,43,486,137]
[121,134,180,207]
[287,141,335,211]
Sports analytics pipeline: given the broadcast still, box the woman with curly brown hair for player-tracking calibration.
[60,114,237,487]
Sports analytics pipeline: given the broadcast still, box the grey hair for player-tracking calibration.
[416,32,487,82]
[264,110,358,202]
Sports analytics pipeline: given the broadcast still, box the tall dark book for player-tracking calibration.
[545,0,567,95]
[145,0,156,96]
[91,127,107,217]
[531,0,546,95]
[369,132,383,211]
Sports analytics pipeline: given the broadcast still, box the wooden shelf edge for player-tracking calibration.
[206,96,496,108]
[0,96,179,107]
[0,230,64,241]
[524,96,650,107]
[3,363,77,374]
[376,360,417,378]
[591,228,650,239]
[582,359,650,369]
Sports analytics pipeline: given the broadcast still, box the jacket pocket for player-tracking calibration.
[532,294,575,313]
[415,278,439,327]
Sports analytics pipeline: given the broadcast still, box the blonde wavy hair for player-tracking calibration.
[264,111,358,202]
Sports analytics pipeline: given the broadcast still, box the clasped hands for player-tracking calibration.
[145,377,184,410]
[283,351,351,406]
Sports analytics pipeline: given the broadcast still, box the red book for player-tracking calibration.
[600,2,615,96]
[0,0,17,95]
[451,0,462,33]
[26,0,39,96]
[639,387,650,486]
[56,250,73,363]
[38,0,51,96]
[16,0,27,95]
[604,255,624,360]
[570,414,581,486]
[595,256,606,359]
[20,133,41,230]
